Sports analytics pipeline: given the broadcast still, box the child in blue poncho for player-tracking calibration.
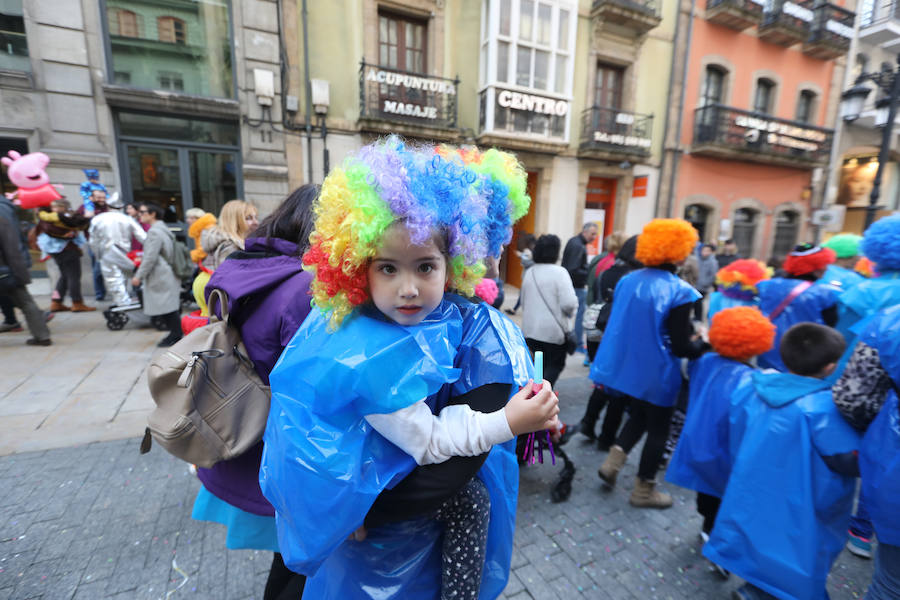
[665,306,775,552]
[705,323,859,600]
[261,138,558,600]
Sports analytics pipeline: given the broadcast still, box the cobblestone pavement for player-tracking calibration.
[0,351,875,600]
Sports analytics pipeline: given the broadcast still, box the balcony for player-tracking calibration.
[758,0,814,47]
[803,3,854,60]
[692,104,833,168]
[578,106,653,160]
[859,0,900,48]
[357,61,460,139]
[704,0,764,31]
[591,0,662,34]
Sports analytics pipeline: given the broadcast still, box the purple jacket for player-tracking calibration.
[197,236,314,516]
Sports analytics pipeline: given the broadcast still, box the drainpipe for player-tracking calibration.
[657,0,697,218]
[301,0,314,183]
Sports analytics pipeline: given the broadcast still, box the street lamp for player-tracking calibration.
[839,54,900,230]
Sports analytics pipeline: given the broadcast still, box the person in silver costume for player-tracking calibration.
[88,195,146,307]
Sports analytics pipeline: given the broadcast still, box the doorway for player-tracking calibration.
[503,171,538,286]
[584,176,617,256]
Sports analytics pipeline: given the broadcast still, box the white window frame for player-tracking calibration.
[478,0,577,142]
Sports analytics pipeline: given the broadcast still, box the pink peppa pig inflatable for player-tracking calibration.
[1,150,63,209]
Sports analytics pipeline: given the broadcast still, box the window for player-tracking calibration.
[796,90,816,123]
[116,10,139,38]
[0,0,29,72]
[106,1,233,98]
[379,12,426,73]
[732,208,758,258]
[158,71,184,91]
[157,17,186,45]
[684,204,710,241]
[507,1,563,91]
[754,78,775,114]
[700,65,726,107]
[772,210,799,258]
[595,63,624,109]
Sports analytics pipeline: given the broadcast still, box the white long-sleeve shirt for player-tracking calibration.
[365,401,514,466]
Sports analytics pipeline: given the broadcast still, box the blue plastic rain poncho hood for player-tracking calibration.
[704,372,860,600]
[822,264,864,291]
[261,294,528,599]
[590,268,700,407]
[860,391,900,546]
[756,278,840,372]
[834,272,900,342]
[665,354,753,498]
[707,291,757,320]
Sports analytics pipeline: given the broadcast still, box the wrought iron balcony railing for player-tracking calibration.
[760,0,815,46]
[358,61,459,130]
[804,3,854,59]
[705,0,765,30]
[693,104,833,167]
[860,0,900,27]
[579,106,653,156]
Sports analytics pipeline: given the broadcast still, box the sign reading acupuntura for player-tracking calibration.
[734,114,827,152]
[360,63,459,129]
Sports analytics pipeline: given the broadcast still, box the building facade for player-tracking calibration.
[0,0,292,218]
[658,0,854,260]
[293,0,679,285]
[824,0,900,234]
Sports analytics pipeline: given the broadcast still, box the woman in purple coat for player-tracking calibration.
[191,185,317,600]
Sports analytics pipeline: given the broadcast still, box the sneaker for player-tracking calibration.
[26,338,52,346]
[699,530,710,544]
[846,530,873,558]
[0,322,23,333]
[504,308,516,315]
[713,562,730,579]
[731,587,752,600]
[575,345,586,354]
[582,356,590,367]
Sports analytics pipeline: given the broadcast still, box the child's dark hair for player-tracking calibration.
[780,323,845,376]
[532,234,561,264]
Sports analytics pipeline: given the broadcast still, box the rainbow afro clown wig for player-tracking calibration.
[635,219,698,267]
[708,306,776,361]
[302,136,529,327]
[861,214,900,272]
[715,259,771,301]
[822,233,862,259]
[782,243,835,276]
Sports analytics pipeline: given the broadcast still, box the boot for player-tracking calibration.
[598,444,627,488]
[49,300,70,312]
[628,477,673,509]
[70,302,97,312]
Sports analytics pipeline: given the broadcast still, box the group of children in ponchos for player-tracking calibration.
[599,215,900,600]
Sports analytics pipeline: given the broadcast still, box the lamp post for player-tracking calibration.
[839,54,900,230]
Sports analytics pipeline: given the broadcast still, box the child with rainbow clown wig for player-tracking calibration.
[260,137,558,600]
[707,259,771,320]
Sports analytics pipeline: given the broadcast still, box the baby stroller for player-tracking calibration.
[102,251,195,331]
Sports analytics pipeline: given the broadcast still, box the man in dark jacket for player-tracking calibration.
[0,197,51,345]
[562,222,599,351]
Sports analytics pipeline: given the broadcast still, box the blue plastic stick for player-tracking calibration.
[533,351,543,386]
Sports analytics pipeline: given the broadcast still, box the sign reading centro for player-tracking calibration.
[497,90,569,116]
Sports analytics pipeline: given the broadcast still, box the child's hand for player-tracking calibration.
[348,525,367,542]
[505,379,560,436]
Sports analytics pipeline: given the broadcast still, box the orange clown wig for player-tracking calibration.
[708,306,776,361]
[634,218,699,267]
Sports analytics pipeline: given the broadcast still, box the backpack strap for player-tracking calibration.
[768,281,813,321]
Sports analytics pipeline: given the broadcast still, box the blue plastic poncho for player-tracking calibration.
[704,372,860,600]
[859,304,900,384]
[665,354,753,498]
[262,295,527,599]
[822,264,864,291]
[860,391,900,547]
[756,278,840,372]
[834,272,900,342]
[707,291,756,320]
[590,268,700,407]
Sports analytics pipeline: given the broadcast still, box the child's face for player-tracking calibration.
[367,225,448,326]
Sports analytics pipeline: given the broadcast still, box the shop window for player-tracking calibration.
[795,90,816,123]
[158,17,186,45]
[732,207,758,257]
[684,203,710,242]
[0,0,29,72]
[379,12,426,73]
[772,210,800,258]
[105,1,232,98]
[753,78,775,114]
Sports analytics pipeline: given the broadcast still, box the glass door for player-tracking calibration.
[124,145,184,217]
[189,150,238,216]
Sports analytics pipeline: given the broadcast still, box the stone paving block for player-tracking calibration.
[502,569,526,596]
[515,564,561,600]
[71,577,108,599]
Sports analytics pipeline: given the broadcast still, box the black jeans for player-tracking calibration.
[581,386,627,447]
[524,338,567,386]
[615,397,674,481]
[0,294,16,324]
[697,492,721,535]
[52,244,83,303]
[263,552,305,600]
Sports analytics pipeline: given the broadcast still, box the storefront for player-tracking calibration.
[832,153,900,234]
